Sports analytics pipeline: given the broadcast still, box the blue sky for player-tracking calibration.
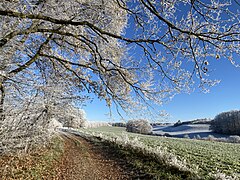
[163,58,240,122]
[84,55,240,123]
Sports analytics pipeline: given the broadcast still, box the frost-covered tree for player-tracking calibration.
[210,110,240,135]
[60,108,86,128]
[0,68,86,153]
[0,0,239,120]
[126,119,152,134]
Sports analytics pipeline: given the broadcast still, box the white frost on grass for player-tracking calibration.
[211,172,239,180]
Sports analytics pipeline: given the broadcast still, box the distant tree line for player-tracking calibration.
[111,122,126,127]
[174,118,212,127]
[210,110,240,135]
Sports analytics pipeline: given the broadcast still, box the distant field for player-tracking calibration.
[152,124,231,139]
[81,126,240,179]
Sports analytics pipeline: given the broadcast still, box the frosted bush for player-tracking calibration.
[0,104,86,154]
[0,109,52,154]
[228,136,240,143]
[126,119,152,134]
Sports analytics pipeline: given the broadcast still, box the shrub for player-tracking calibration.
[126,119,152,134]
[210,110,240,135]
[228,136,240,143]
[0,108,52,154]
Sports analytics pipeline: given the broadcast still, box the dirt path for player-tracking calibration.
[55,132,135,180]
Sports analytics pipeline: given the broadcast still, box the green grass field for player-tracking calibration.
[81,126,240,179]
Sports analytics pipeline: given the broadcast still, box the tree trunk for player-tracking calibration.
[0,82,5,122]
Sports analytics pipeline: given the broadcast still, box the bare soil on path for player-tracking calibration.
[55,132,140,180]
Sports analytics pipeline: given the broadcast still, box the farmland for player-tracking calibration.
[76,126,240,179]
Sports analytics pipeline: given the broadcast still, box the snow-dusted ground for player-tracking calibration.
[152,124,231,139]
